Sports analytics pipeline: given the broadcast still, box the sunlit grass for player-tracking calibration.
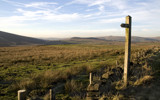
[0,43,160,100]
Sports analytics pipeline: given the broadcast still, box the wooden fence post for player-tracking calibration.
[89,72,93,85]
[18,90,26,100]
[121,15,132,87]
[50,89,54,100]
[116,60,118,66]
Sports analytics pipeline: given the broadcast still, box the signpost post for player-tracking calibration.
[121,15,132,87]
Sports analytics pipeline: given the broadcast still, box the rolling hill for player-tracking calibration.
[100,36,159,42]
[66,36,160,44]
[0,31,70,47]
[0,31,159,47]
[151,37,160,41]
[0,31,47,46]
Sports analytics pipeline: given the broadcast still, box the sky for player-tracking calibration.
[0,0,160,38]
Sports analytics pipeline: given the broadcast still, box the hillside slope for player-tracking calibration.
[0,31,46,46]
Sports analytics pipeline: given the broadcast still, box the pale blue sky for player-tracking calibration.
[0,0,160,38]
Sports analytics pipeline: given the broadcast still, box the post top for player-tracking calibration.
[18,90,26,92]
[127,15,131,18]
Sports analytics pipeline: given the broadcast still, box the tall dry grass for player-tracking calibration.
[10,64,93,97]
[1,43,160,99]
[0,45,113,67]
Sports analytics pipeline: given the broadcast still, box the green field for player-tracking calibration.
[0,42,160,100]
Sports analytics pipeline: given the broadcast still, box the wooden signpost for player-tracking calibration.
[121,15,132,87]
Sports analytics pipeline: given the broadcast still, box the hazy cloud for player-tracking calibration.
[25,2,57,8]
[99,17,124,23]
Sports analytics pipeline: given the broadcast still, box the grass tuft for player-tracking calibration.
[134,75,153,86]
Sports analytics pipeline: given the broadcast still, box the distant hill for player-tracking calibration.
[65,37,111,44]
[151,37,160,41]
[67,36,160,43]
[40,37,66,41]
[0,31,159,47]
[100,36,159,42]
